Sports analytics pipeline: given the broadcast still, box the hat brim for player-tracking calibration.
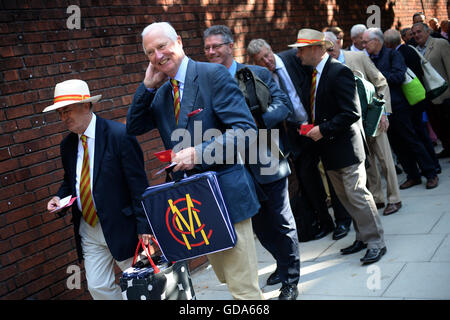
[288,40,334,49]
[42,95,102,113]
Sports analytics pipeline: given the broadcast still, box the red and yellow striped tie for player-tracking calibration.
[80,135,98,227]
[310,69,317,124]
[171,79,181,125]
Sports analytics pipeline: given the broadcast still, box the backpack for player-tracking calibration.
[235,67,271,128]
[354,73,385,137]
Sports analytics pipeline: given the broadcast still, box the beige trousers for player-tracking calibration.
[366,132,401,204]
[327,162,385,249]
[79,219,134,300]
[206,217,264,300]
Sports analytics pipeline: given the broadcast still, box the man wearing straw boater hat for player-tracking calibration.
[44,79,152,299]
[290,29,387,264]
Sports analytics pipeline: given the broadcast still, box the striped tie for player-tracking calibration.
[171,79,181,125]
[80,135,98,227]
[310,69,317,124]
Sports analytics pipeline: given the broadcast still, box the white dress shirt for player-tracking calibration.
[273,54,308,123]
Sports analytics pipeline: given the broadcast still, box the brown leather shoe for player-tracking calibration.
[426,176,439,189]
[400,178,421,189]
[383,202,402,216]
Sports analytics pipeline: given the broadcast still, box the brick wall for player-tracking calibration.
[1,0,448,300]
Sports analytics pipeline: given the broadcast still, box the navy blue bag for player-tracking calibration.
[141,171,236,262]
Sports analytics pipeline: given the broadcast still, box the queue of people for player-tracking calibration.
[44,13,449,300]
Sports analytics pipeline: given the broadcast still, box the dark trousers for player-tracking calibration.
[292,136,352,228]
[428,99,450,151]
[388,107,437,180]
[252,177,300,286]
[410,101,440,171]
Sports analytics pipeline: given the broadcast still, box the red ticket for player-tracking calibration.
[300,124,314,135]
[154,149,173,162]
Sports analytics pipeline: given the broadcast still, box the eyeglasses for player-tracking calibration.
[327,47,334,52]
[361,39,375,45]
[204,42,230,51]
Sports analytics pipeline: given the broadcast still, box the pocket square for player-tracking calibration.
[187,108,203,117]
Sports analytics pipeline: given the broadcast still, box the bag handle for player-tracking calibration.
[132,237,160,274]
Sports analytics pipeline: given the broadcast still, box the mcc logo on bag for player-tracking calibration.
[141,171,236,261]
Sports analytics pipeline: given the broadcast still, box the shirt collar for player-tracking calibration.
[79,113,96,140]
[173,55,189,84]
[274,54,284,71]
[315,53,329,75]
[338,49,345,63]
[228,60,238,77]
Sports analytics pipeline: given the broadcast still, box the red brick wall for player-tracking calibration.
[1,0,448,300]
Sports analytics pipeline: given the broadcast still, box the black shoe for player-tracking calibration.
[266,270,282,286]
[341,240,367,255]
[314,225,334,240]
[278,284,299,300]
[360,247,387,265]
[333,224,350,240]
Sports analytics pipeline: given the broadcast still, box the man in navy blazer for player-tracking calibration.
[126,22,263,300]
[45,79,151,300]
[202,25,300,300]
[293,28,386,265]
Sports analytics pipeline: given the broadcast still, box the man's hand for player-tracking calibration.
[172,147,198,172]
[47,196,61,212]
[378,114,389,132]
[143,61,168,89]
[306,125,323,141]
[139,234,153,246]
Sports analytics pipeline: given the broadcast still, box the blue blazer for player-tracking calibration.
[127,58,261,224]
[57,116,151,262]
[236,63,292,185]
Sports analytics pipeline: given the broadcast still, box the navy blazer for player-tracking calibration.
[370,46,409,111]
[309,56,366,170]
[127,58,261,224]
[57,116,151,262]
[236,62,292,184]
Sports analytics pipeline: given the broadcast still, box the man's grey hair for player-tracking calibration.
[384,29,402,48]
[203,25,234,44]
[351,24,367,38]
[141,22,178,54]
[247,39,271,57]
[412,22,430,33]
[365,27,384,45]
[324,31,337,45]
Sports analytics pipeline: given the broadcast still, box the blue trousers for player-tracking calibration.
[252,177,300,286]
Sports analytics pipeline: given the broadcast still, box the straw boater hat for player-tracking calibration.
[288,28,333,49]
[42,79,102,113]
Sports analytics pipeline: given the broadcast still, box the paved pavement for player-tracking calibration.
[191,152,450,300]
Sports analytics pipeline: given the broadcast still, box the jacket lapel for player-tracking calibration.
[178,59,199,129]
[93,116,106,188]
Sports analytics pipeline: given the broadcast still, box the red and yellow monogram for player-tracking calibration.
[165,194,212,250]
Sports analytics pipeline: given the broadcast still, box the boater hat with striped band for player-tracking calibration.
[288,28,333,49]
[42,79,102,112]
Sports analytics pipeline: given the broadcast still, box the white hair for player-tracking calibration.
[350,24,367,38]
[141,22,178,54]
[366,27,384,45]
